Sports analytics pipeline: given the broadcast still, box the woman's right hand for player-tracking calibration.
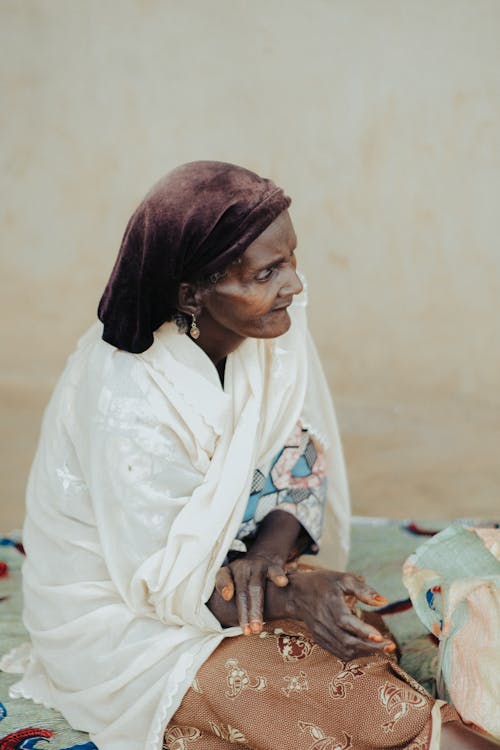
[284,568,396,660]
[214,552,289,636]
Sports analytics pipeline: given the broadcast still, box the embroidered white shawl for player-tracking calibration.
[1,291,350,750]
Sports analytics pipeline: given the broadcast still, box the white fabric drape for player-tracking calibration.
[1,288,350,750]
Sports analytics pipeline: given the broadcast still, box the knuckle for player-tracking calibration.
[248,583,263,596]
[237,592,249,618]
[229,558,244,574]
[216,566,231,581]
[237,590,249,605]
[341,572,357,587]
[215,571,224,587]
[336,614,351,629]
[249,563,266,581]
[232,565,250,587]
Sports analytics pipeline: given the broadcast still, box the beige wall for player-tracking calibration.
[2,0,499,528]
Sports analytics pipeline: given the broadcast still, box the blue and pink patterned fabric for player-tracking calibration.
[236,424,326,550]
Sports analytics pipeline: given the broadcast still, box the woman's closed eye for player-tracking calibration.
[255,251,296,282]
[256,264,278,282]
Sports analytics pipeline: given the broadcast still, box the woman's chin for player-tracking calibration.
[253,310,292,339]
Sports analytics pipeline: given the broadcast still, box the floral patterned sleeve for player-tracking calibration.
[233,423,327,554]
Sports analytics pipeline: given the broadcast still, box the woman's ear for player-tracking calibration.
[177,282,203,316]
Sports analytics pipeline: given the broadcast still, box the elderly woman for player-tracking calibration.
[2,162,495,750]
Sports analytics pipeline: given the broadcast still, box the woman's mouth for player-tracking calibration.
[271,300,293,312]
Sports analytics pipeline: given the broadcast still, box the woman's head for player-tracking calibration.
[178,210,303,348]
[98,161,294,353]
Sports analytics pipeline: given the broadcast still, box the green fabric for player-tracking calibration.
[409,523,500,582]
[348,518,447,693]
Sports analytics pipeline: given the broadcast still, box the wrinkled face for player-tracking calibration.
[199,211,303,340]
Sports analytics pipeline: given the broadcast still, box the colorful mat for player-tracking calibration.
[1,518,493,748]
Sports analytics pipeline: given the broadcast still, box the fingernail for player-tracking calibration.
[250,620,262,634]
[222,586,232,601]
[368,633,384,643]
[243,625,251,636]
[372,595,387,604]
[276,576,288,587]
[384,643,396,653]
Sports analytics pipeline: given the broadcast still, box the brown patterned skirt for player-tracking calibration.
[165,619,457,750]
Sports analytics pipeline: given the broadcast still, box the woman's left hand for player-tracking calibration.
[215,552,289,635]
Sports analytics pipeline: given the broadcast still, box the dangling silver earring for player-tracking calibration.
[190,313,200,340]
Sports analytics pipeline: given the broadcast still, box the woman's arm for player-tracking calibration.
[208,566,396,661]
[217,425,329,634]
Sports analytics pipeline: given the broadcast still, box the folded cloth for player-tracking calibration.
[403,523,500,738]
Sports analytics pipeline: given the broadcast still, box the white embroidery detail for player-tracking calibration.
[224,658,267,699]
[282,671,308,697]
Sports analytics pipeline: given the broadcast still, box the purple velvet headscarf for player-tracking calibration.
[98,161,291,353]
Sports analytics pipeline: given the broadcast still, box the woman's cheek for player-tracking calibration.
[242,289,272,315]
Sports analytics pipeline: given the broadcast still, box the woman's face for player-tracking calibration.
[199,211,303,341]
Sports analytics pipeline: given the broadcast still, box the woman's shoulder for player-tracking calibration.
[45,322,152,426]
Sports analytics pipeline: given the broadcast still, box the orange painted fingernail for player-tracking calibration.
[384,643,396,653]
[276,576,288,586]
[372,595,387,604]
[222,586,232,601]
[368,633,384,643]
[243,625,251,636]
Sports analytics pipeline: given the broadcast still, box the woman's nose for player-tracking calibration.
[281,268,303,297]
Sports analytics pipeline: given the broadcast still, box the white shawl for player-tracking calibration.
[1,289,350,750]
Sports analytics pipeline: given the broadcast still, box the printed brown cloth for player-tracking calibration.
[165,619,458,750]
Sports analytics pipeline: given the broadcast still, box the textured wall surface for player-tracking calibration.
[2,0,499,527]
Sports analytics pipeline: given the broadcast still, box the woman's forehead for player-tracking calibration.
[236,212,297,271]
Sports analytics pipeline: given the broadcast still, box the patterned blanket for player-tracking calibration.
[0,518,483,749]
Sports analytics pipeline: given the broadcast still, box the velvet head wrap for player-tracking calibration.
[97,161,291,353]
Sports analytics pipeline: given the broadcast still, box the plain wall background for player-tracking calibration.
[2,0,499,529]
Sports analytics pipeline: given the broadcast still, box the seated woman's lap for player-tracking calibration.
[166,619,454,750]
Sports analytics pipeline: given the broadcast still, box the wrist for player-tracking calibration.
[245,546,286,567]
[246,510,302,565]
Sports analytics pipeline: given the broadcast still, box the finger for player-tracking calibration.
[335,605,394,646]
[236,589,251,635]
[317,620,396,660]
[248,564,267,634]
[267,564,289,587]
[248,583,265,634]
[215,567,234,602]
[340,573,388,607]
[314,621,378,660]
[322,589,395,647]
[232,566,252,635]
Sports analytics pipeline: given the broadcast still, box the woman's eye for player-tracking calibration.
[256,266,276,281]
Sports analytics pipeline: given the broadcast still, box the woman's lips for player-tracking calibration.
[271,300,293,312]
